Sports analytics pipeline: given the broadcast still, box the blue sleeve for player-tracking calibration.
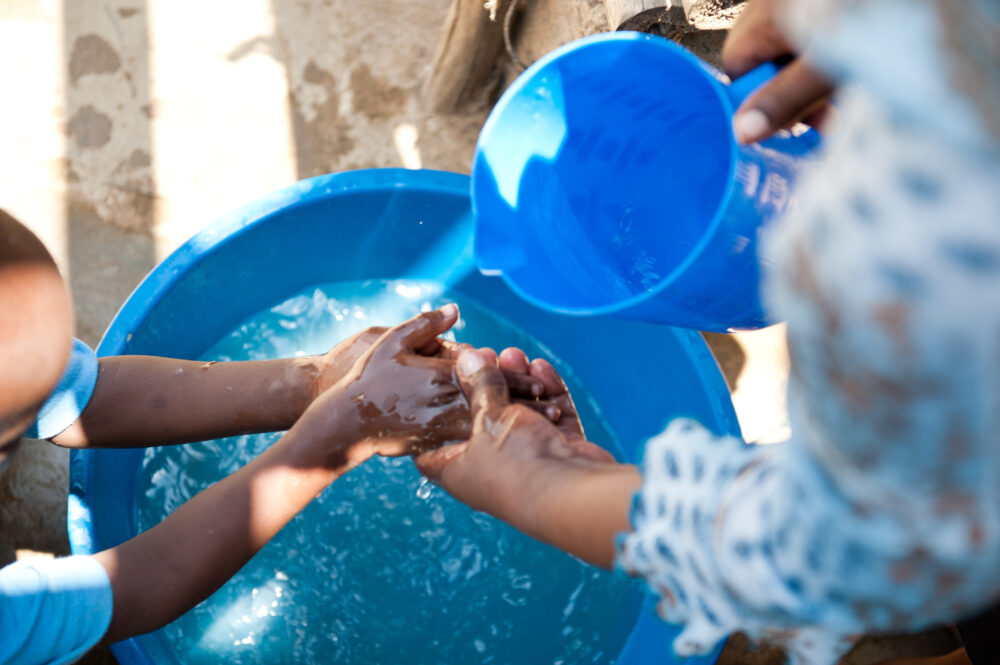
[0,556,113,665]
[23,339,99,440]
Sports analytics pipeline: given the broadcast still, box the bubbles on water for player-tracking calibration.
[136,280,641,665]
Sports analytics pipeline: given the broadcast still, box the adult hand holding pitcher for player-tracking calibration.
[472,32,820,332]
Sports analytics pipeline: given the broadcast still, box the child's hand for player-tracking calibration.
[311,319,551,404]
[312,326,390,396]
[435,342,569,425]
[311,322,457,400]
[414,348,639,568]
[296,305,473,468]
[873,652,971,665]
[416,348,614,511]
[721,0,835,143]
[90,306,467,644]
[497,347,585,440]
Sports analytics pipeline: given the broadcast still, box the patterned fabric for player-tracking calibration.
[616,1,1000,663]
[783,0,1000,144]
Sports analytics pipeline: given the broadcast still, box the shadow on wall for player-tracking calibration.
[269,0,405,179]
[264,0,487,179]
[12,11,159,664]
[62,0,157,345]
[0,0,160,570]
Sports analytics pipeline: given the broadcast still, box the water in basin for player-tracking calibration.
[136,279,642,665]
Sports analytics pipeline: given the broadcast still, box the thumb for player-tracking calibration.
[415,442,468,481]
[457,349,509,422]
[732,58,834,144]
[387,303,459,351]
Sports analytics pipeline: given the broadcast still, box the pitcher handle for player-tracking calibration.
[725,62,779,108]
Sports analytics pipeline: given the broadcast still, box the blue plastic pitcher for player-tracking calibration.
[472,32,820,332]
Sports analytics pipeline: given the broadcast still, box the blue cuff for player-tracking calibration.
[24,339,99,440]
[0,555,113,665]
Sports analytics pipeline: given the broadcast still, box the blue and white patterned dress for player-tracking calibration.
[616,1,1000,663]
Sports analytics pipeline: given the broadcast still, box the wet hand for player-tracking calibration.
[313,326,389,397]
[415,348,615,520]
[310,316,540,399]
[436,342,570,426]
[722,0,835,144]
[873,650,971,665]
[299,305,473,467]
[497,347,584,439]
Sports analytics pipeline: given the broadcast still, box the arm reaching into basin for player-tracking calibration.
[92,305,470,643]
[45,325,394,448]
[44,322,546,450]
[417,348,640,569]
[0,299,470,661]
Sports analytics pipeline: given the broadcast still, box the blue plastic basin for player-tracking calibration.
[68,169,738,665]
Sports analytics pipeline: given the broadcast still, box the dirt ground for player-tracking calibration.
[0,1,956,663]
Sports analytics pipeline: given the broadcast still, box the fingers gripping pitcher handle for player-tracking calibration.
[725,62,780,108]
[724,61,822,151]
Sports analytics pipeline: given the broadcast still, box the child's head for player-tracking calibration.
[0,209,74,470]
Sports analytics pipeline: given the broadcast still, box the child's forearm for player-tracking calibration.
[86,308,463,643]
[502,462,642,569]
[92,398,359,643]
[53,355,320,448]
